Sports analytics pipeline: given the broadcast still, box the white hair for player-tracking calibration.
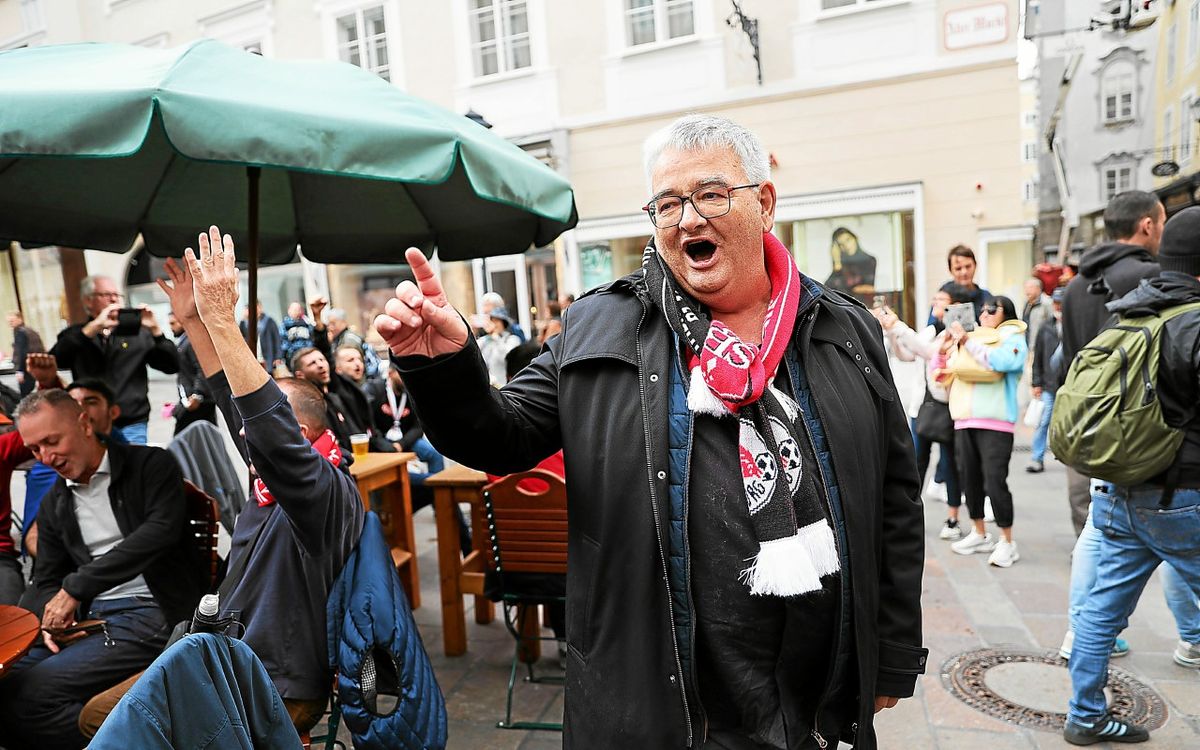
[642,113,771,188]
[79,275,116,302]
[327,308,347,322]
[480,292,505,308]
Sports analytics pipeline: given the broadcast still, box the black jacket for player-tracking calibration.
[32,441,206,625]
[1107,273,1200,488]
[1061,242,1159,369]
[399,274,927,749]
[314,328,393,453]
[51,324,180,426]
[1031,319,1061,393]
[174,332,212,405]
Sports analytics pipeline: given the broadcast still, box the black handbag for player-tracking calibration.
[915,390,954,444]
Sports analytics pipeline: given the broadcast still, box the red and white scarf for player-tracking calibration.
[254,428,342,507]
[643,232,839,596]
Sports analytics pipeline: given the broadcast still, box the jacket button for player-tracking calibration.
[864,366,872,374]
[855,354,861,361]
[846,341,853,349]
[649,373,659,383]
[668,674,677,684]
[919,656,927,665]
[657,470,666,480]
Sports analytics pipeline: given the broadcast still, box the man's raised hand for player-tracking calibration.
[373,248,469,359]
[157,257,199,324]
[185,226,241,328]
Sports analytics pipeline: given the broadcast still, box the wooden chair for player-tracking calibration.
[482,469,567,732]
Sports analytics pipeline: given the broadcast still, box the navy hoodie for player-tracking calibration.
[208,372,364,700]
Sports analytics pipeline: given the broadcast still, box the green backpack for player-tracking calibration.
[1049,301,1200,486]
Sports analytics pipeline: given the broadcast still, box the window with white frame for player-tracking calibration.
[1190,1,1199,64]
[1183,96,1195,162]
[336,6,390,80]
[469,0,531,77]
[1103,164,1133,201]
[1100,63,1135,123]
[1023,111,1038,128]
[625,0,694,47]
[1022,141,1038,162]
[1167,23,1178,84]
[1023,179,1039,202]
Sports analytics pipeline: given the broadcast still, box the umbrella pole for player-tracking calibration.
[246,166,261,359]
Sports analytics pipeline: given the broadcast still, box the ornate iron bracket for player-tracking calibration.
[726,0,762,85]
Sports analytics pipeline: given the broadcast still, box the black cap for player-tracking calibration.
[1159,206,1200,276]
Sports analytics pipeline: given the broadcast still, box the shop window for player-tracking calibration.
[580,237,648,292]
[776,210,916,324]
[625,0,694,47]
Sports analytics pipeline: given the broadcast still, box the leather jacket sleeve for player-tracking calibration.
[395,335,562,476]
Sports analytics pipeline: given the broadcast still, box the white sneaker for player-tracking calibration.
[1175,641,1200,668]
[984,496,995,522]
[988,540,1019,568]
[1059,630,1074,660]
[951,530,996,555]
[938,520,964,540]
[923,479,948,504]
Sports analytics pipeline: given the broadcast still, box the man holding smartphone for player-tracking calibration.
[49,276,179,445]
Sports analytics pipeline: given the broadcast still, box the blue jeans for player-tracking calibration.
[1067,494,1200,640]
[1068,485,1200,723]
[0,596,170,750]
[1030,390,1055,463]
[112,421,148,445]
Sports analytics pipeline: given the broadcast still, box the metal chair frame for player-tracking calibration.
[482,469,567,732]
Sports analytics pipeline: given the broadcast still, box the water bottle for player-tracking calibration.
[190,593,223,635]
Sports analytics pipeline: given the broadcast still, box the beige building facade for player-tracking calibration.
[1,0,1028,354]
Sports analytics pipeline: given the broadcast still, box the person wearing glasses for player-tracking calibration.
[374,114,927,750]
[49,276,179,445]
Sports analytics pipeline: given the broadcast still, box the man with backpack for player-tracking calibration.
[1059,191,1163,533]
[1057,206,1200,745]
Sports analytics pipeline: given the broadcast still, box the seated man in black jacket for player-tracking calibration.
[0,389,204,750]
[155,230,365,734]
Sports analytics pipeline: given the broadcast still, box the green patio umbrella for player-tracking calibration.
[0,40,577,348]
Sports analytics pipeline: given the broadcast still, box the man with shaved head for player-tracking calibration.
[0,389,204,750]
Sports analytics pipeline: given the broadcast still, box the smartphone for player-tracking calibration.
[114,308,142,336]
[943,302,976,332]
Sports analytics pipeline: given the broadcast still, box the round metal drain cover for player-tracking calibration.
[941,648,1168,732]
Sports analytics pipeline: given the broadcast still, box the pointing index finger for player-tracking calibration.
[405,248,446,303]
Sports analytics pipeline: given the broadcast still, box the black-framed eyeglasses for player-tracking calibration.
[642,184,761,228]
[981,304,1000,315]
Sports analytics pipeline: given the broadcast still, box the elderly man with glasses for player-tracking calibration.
[374,114,927,750]
[49,275,178,445]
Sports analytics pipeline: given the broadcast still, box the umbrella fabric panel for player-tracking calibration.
[0,40,576,228]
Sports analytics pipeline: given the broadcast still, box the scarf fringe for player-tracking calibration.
[739,521,840,597]
[687,366,731,416]
[740,535,821,596]
[795,519,840,578]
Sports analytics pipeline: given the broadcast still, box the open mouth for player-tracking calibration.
[684,239,717,263]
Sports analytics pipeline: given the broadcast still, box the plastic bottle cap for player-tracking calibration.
[197,593,220,617]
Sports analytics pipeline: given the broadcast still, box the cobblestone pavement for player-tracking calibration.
[137,381,1198,749]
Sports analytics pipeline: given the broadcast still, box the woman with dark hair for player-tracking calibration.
[825,226,877,300]
[931,295,1028,567]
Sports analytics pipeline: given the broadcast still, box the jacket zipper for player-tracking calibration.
[681,409,709,743]
[635,299,694,746]
[795,306,845,750]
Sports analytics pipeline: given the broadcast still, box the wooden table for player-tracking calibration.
[425,465,493,656]
[350,451,420,609]
[0,605,39,678]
